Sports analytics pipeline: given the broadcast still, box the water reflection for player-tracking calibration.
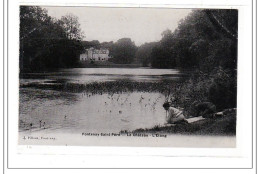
[20,68,185,85]
[19,68,181,133]
[20,90,166,133]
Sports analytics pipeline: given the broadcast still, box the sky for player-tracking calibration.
[44,7,191,46]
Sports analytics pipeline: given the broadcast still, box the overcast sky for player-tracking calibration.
[44,7,191,46]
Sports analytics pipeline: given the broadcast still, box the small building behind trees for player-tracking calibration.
[80,47,111,62]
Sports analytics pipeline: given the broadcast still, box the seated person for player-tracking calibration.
[163,102,188,124]
[191,101,216,118]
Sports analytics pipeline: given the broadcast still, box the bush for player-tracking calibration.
[170,67,237,115]
[208,68,237,110]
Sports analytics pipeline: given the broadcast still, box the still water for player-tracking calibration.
[20,68,183,84]
[19,68,181,134]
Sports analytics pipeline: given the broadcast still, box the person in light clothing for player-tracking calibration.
[163,102,188,124]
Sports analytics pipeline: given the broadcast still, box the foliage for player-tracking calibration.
[20,6,85,72]
[135,9,238,110]
[135,42,158,66]
[109,38,137,64]
[58,14,84,40]
[81,39,137,64]
[81,40,101,49]
[208,67,237,110]
[169,67,237,113]
[150,30,177,68]
[142,9,238,72]
[150,44,175,68]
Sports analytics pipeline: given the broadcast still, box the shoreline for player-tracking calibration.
[19,68,237,138]
[133,112,236,136]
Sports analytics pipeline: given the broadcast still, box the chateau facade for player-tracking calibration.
[80,47,111,62]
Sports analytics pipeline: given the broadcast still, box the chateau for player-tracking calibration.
[80,47,111,62]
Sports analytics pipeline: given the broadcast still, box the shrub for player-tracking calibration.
[170,67,237,115]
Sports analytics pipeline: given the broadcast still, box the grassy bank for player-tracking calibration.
[134,112,236,136]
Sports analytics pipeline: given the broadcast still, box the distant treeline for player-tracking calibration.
[20,7,237,74]
[19,5,138,72]
[81,9,238,73]
[20,7,238,110]
[81,38,137,64]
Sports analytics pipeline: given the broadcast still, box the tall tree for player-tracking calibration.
[110,38,137,64]
[149,9,238,71]
[58,13,84,40]
[20,6,84,72]
[135,42,158,66]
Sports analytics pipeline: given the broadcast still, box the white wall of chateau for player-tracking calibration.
[80,48,110,61]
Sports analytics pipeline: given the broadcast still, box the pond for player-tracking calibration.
[19,68,181,134]
[20,67,184,84]
[19,68,236,147]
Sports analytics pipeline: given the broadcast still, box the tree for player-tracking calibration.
[20,6,59,71]
[81,40,101,49]
[161,29,175,47]
[58,13,84,40]
[20,6,84,72]
[150,29,178,68]
[144,9,238,110]
[109,38,137,64]
[100,41,114,50]
[151,44,171,68]
[149,9,237,71]
[135,42,158,67]
[204,9,238,41]
[171,9,238,110]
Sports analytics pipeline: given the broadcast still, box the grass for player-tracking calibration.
[134,112,236,136]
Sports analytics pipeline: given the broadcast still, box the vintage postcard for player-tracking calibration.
[3,0,256,170]
[18,6,238,148]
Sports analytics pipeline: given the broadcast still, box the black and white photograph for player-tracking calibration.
[18,6,238,147]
